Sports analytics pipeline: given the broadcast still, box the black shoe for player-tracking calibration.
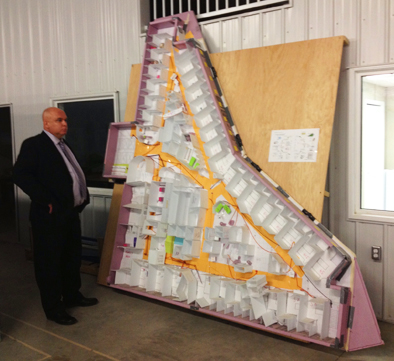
[47,310,78,325]
[65,296,99,308]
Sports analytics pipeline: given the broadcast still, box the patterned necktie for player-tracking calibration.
[58,140,87,200]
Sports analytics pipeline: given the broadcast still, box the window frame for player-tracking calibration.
[50,92,120,196]
[0,103,19,238]
[146,0,293,24]
[51,92,120,122]
[348,65,394,222]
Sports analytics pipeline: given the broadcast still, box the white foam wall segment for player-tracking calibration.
[137,35,173,145]
[146,264,165,292]
[196,273,215,308]
[129,259,149,288]
[115,268,132,286]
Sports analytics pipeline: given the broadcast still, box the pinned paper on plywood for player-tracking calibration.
[269,129,320,163]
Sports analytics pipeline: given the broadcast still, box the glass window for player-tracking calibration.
[348,67,394,222]
[361,74,394,212]
[52,93,120,190]
[0,105,16,233]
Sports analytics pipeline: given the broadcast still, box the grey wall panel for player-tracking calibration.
[139,0,151,34]
[284,0,307,43]
[262,9,284,46]
[242,14,261,49]
[385,225,394,322]
[1,0,141,148]
[334,0,359,68]
[329,69,355,247]
[0,2,8,101]
[140,35,147,62]
[105,196,112,215]
[356,222,384,318]
[91,196,109,240]
[360,0,388,66]
[308,0,334,40]
[201,22,222,53]
[81,202,94,239]
[80,195,111,240]
[389,0,394,63]
[0,0,141,246]
[222,18,241,52]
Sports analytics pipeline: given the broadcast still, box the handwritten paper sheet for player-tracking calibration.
[269,129,320,162]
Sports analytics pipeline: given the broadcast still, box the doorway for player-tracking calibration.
[0,105,16,241]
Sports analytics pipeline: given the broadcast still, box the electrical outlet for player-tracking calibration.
[371,246,382,261]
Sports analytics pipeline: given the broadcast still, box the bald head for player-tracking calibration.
[42,107,68,139]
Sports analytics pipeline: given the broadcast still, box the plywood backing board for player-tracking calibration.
[124,64,142,123]
[123,36,346,222]
[210,36,347,221]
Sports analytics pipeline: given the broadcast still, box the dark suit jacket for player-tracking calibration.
[13,132,89,220]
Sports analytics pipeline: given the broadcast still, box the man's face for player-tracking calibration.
[44,109,68,139]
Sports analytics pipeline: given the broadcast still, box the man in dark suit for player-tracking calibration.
[13,107,98,325]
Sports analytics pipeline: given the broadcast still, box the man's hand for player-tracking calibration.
[48,204,53,214]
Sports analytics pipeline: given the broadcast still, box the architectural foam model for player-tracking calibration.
[104,11,383,351]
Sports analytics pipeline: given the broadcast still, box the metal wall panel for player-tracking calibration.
[284,0,307,43]
[201,22,222,53]
[389,0,394,63]
[222,18,241,52]
[241,14,261,49]
[334,0,359,68]
[0,0,141,246]
[0,0,141,147]
[262,9,284,46]
[92,196,109,239]
[308,0,334,40]
[340,220,357,254]
[328,72,355,248]
[356,222,384,318]
[0,2,7,100]
[81,202,95,238]
[360,0,388,66]
[139,0,151,34]
[385,225,394,322]
[140,35,147,62]
[80,195,112,239]
[105,196,112,215]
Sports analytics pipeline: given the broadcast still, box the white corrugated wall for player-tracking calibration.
[0,0,142,243]
[2,0,394,322]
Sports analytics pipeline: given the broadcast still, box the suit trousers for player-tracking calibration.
[31,204,82,317]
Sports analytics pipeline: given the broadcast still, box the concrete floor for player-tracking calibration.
[0,239,393,361]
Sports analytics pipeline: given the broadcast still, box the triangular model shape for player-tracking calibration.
[347,262,384,351]
[104,11,383,351]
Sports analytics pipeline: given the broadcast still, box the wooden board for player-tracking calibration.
[210,37,346,220]
[124,64,142,123]
[97,183,124,285]
[124,37,346,222]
